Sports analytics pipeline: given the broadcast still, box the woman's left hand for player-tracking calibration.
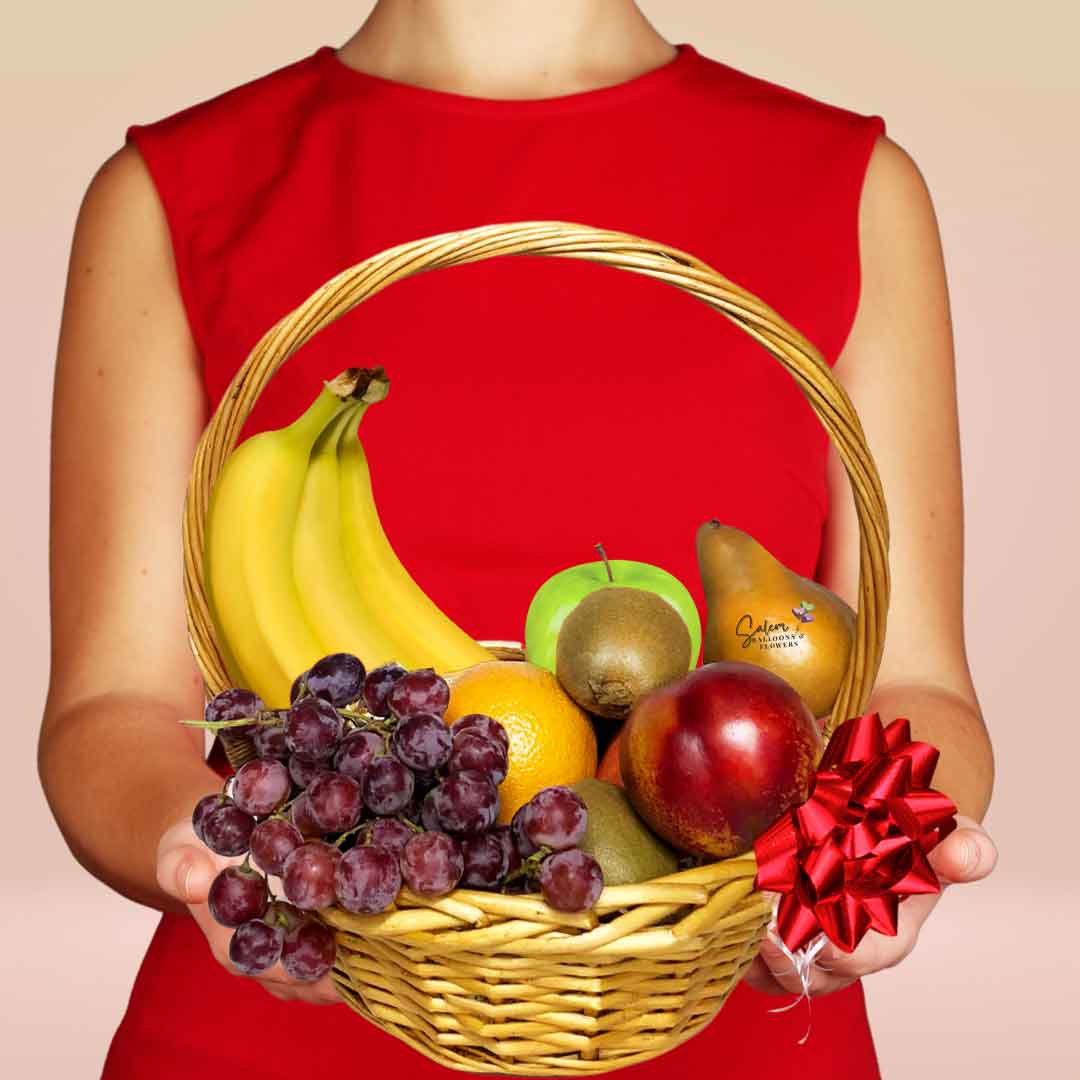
[742,814,998,997]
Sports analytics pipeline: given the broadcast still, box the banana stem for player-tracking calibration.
[287,368,389,445]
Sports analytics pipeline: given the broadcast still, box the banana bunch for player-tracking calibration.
[204,368,493,706]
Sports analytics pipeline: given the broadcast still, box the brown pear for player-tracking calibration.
[695,520,855,718]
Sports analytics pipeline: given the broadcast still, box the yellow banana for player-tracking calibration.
[292,402,424,670]
[204,462,284,696]
[338,395,494,673]
[204,369,371,705]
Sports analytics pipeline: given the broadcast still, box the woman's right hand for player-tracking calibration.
[156,817,342,1006]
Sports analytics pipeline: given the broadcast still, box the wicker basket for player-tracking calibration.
[182,221,889,1074]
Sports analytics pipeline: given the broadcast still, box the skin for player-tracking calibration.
[39,0,995,1009]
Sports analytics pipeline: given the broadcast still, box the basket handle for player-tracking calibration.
[183,221,889,739]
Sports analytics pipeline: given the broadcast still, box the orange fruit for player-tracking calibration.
[444,661,597,824]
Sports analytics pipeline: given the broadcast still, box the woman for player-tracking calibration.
[40,2,996,1076]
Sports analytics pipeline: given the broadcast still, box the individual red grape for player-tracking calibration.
[333,730,385,783]
[208,865,268,927]
[288,753,328,790]
[232,757,291,816]
[281,919,337,981]
[522,787,587,851]
[390,712,452,772]
[420,789,444,833]
[290,794,324,838]
[491,825,521,876]
[539,850,604,912]
[306,771,363,833]
[201,800,256,856]
[366,817,415,855]
[460,832,510,888]
[250,817,304,877]
[192,793,225,843]
[448,732,508,784]
[510,805,538,858]
[362,662,408,717]
[252,719,289,760]
[282,841,342,910]
[387,668,450,720]
[450,713,509,754]
[205,688,265,736]
[229,918,284,975]
[431,773,498,836]
[401,832,463,897]
[285,697,343,762]
[362,756,415,816]
[264,899,304,935]
[306,653,366,707]
[335,845,402,914]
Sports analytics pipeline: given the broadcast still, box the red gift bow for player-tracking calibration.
[753,712,958,954]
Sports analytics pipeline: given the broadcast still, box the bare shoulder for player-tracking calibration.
[838,133,950,382]
[866,134,931,192]
[60,140,196,390]
[858,135,944,263]
[71,143,171,272]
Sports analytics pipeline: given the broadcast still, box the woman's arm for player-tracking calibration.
[745,134,997,995]
[41,146,340,1005]
[820,134,994,822]
[39,144,217,913]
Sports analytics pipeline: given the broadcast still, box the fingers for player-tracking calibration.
[931,816,999,885]
[255,970,342,1006]
[186,899,343,1007]
[156,819,342,1007]
[157,840,216,904]
[741,818,995,1002]
[755,939,808,996]
[743,941,858,999]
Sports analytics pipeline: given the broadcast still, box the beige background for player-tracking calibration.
[3,1,1077,1075]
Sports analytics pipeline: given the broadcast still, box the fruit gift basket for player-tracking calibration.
[182,222,896,1074]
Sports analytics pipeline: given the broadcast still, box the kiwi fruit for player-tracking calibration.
[556,587,691,719]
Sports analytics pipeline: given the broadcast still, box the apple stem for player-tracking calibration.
[594,542,614,583]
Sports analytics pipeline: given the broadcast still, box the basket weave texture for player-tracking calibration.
[182,222,889,1074]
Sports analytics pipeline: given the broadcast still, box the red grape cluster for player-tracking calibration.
[511,787,604,911]
[190,652,603,979]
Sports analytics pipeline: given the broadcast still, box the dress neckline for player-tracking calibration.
[314,43,703,116]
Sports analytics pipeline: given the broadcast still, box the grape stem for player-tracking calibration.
[272,794,304,817]
[501,846,553,888]
[181,711,281,732]
[332,822,369,849]
[337,706,394,736]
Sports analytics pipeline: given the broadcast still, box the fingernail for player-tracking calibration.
[181,860,195,901]
[961,839,979,874]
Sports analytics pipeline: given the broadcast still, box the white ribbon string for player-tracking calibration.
[763,895,829,1046]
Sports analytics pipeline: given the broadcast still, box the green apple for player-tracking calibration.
[525,545,702,674]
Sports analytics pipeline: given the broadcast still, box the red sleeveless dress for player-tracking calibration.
[105,44,884,1078]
